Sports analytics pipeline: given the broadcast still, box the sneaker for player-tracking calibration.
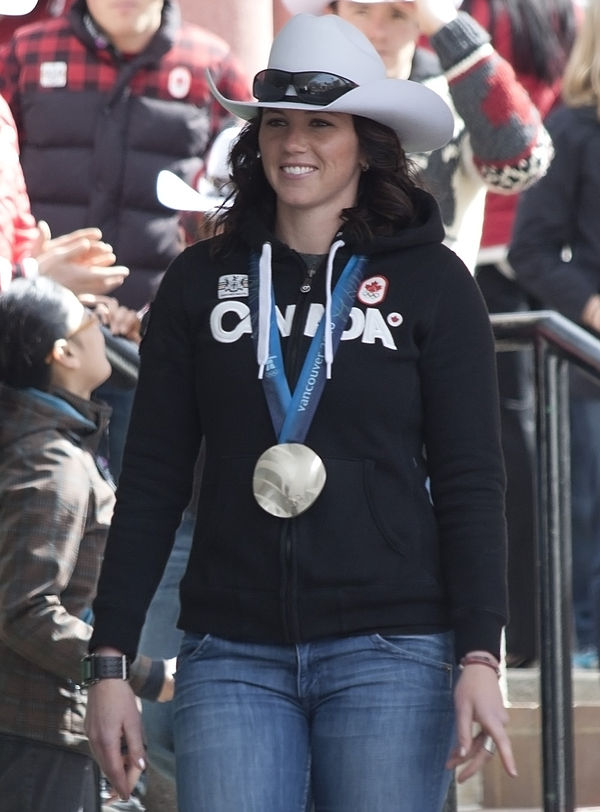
[100,774,146,811]
[572,647,599,669]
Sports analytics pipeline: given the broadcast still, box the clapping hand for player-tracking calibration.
[33,221,129,295]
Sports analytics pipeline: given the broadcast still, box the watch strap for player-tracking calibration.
[81,654,130,687]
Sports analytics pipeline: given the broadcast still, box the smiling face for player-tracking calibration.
[258,108,363,233]
[334,1,419,78]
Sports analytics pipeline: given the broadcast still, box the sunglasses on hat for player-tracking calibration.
[253,69,358,106]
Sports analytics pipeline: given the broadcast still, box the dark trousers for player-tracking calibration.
[95,379,135,483]
[0,732,101,812]
[476,264,538,662]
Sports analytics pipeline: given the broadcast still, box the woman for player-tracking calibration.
[509,0,600,673]
[0,277,171,811]
[85,13,516,811]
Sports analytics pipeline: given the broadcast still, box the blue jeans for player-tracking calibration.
[94,380,135,482]
[569,396,600,657]
[174,631,457,812]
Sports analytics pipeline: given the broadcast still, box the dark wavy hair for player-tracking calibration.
[213,111,423,252]
[0,277,72,389]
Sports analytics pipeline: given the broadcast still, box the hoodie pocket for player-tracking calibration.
[298,456,441,588]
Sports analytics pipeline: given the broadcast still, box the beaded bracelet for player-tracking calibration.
[459,654,501,679]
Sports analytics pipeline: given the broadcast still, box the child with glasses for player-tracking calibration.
[0,277,173,812]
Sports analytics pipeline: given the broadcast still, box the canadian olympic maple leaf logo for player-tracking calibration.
[358,275,389,305]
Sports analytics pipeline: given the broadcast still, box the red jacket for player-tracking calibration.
[0,94,37,290]
[0,0,250,308]
[467,0,573,253]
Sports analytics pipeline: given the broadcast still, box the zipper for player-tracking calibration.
[278,256,322,641]
[299,253,326,294]
[300,266,317,293]
[286,270,315,390]
[280,520,299,642]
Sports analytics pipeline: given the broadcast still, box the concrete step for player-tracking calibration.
[505,666,600,704]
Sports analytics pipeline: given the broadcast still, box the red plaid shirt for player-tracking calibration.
[0,0,251,308]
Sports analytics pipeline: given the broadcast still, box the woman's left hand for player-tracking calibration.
[446,663,518,782]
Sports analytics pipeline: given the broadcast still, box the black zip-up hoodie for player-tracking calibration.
[91,188,507,663]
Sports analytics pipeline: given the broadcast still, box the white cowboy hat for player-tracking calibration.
[282,0,463,14]
[157,126,240,213]
[0,0,38,13]
[284,0,405,12]
[207,13,453,154]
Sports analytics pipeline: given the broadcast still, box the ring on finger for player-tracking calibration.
[483,735,496,756]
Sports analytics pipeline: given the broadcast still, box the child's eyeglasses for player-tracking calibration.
[66,308,100,340]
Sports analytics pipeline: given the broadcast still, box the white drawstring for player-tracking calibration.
[324,240,344,379]
[256,242,272,379]
[255,238,345,380]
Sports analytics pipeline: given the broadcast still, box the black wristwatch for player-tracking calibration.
[81,654,130,688]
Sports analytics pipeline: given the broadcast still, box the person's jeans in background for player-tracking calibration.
[95,379,135,483]
[174,631,457,812]
[569,395,600,665]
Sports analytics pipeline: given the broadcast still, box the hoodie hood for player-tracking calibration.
[347,186,446,257]
[237,185,445,262]
[0,383,112,455]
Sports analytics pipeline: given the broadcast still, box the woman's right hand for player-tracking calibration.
[84,678,146,802]
[446,659,517,782]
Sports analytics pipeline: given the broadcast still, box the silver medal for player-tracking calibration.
[253,443,326,518]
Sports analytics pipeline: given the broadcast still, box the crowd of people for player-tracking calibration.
[0,0,598,811]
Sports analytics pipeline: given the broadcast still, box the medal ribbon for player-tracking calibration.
[249,248,368,443]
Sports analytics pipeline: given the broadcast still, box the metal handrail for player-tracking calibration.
[491,309,600,379]
[490,309,600,812]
